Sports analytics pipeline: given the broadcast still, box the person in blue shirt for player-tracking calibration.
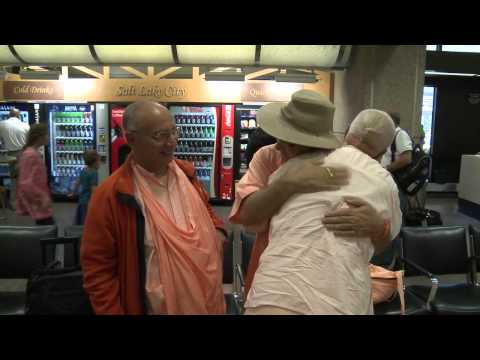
[69,149,100,225]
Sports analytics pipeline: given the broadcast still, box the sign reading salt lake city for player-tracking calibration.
[115,85,187,97]
[3,81,64,100]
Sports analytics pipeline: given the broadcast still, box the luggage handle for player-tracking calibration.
[40,237,81,268]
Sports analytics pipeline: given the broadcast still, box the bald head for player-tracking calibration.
[346,109,396,158]
[123,101,171,132]
[122,101,177,175]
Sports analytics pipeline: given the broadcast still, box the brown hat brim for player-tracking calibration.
[257,102,341,150]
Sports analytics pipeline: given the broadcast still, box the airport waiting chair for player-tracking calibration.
[0,225,58,315]
[223,230,241,315]
[468,224,480,285]
[227,229,256,314]
[63,225,84,267]
[401,226,480,315]
[372,236,431,315]
[241,230,256,275]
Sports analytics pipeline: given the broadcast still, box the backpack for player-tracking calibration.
[390,130,431,196]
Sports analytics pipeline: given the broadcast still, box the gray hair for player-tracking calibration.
[347,109,396,155]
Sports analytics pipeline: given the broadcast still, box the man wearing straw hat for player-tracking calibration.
[230,90,397,304]
[244,105,402,314]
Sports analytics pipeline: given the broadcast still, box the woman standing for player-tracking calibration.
[16,123,54,225]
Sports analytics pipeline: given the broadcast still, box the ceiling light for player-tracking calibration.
[275,73,317,83]
[0,45,18,64]
[14,45,96,64]
[20,70,60,80]
[177,45,256,65]
[205,71,245,81]
[261,45,341,68]
[94,45,173,64]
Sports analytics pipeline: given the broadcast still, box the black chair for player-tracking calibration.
[223,231,239,315]
[226,229,256,315]
[370,235,398,268]
[401,226,480,315]
[0,225,58,315]
[241,230,256,275]
[63,225,84,268]
[372,237,431,315]
[64,225,84,238]
[223,231,233,284]
[468,224,480,284]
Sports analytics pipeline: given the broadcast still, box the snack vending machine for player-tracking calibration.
[45,103,96,199]
[234,105,260,180]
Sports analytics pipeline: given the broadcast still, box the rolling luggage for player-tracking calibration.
[405,208,443,227]
[25,237,93,315]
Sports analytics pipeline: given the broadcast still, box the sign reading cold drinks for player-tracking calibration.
[3,81,64,100]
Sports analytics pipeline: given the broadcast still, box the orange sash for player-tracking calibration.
[133,162,225,315]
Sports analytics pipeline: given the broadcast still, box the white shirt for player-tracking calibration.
[0,117,30,151]
[381,127,413,168]
[245,146,402,315]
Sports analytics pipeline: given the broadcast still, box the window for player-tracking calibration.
[421,86,436,153]
[441,45,480,53]
[427,45,480,53]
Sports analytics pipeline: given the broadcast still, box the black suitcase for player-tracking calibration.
[405,208,443,227]
[25,237,93,315]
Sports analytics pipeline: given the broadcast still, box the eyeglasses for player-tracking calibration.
[129,126,179,142]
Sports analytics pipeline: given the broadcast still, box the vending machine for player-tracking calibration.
[234,105,261,180]
[169,105,219,198]
[44,103,96,199]
[218,105,235,201]
[169,104,235,203]
[109,104,129,173]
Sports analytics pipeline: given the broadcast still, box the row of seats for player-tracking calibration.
[4,223,478,315]
[0,224,241,315]
[374,225,480,315]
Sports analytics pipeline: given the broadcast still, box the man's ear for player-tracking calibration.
[345,133,360,147]
[125,131,134,145]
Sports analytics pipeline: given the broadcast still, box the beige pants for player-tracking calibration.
[244,305,302,315]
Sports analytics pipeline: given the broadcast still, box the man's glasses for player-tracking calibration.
[129,127,179,142]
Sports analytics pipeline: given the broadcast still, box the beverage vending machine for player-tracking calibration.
[169,105,235,203]
[45,103,96,199]
[109,105,129,173]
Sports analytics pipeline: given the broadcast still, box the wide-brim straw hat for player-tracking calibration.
[257,89,341,149]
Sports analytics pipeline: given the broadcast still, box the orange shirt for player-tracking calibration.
[229,144,285,293]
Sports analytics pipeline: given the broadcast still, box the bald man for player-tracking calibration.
[0,108,29,156]
[245,109,402,315]
[0,108,30,209]
[81,101,227,315]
